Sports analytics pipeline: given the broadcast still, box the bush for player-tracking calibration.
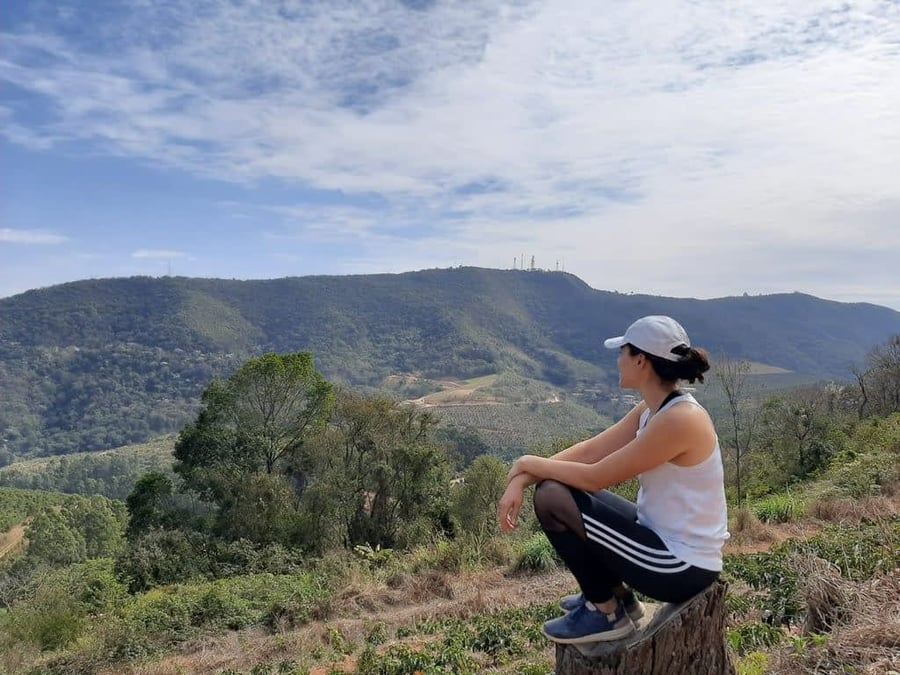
[7,558,127,650]
[117,529,305,592]
[724,520,900,628]
[514,533,559,573]
[752,494,798,523]
[787,522,899,581]
[825,413,900,498]
[727,621,786,655]
[116,528,210,591]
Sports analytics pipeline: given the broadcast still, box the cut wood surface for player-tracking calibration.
[555,582,736,675]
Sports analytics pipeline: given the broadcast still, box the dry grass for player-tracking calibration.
[726,508,820,554]
[769,565,900,674]
[807,495,900,524]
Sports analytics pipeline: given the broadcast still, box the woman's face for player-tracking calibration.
[617,345,643,389]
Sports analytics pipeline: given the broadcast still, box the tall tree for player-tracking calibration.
[173,352,334,502]
[713,357,760,506]
[125,472,176,538]
[864,335,900,416]
[758,386,833,481]
[305,389,450,550]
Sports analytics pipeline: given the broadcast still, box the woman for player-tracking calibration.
[498,315,729,644]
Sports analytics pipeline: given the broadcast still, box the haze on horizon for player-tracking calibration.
[2,1,899,310]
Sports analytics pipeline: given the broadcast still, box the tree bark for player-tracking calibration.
[554,582,736,675]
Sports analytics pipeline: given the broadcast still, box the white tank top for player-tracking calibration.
[635,393,730,571]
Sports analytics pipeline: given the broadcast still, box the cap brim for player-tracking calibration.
[603,336,626,350]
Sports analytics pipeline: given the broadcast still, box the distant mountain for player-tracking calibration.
[1,268,898,457]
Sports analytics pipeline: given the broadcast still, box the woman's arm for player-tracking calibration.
[498,402,647,531]
[504,403,645,493]
[512,405,706,492]
[546,402,646,465]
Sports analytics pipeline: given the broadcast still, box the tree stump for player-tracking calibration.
[554,582,736,675]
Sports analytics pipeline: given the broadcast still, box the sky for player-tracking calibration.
[2,0,899,309]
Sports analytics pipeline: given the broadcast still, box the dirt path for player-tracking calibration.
[0,524,26,559]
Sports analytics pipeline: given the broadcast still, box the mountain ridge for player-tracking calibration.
[1,267,898,457]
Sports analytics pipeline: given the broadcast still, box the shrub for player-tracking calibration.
[786,522,899,581]
[752,494,798,523]
[514,533,559,573]
[724,550,803,626]
[116,528,210,591]
[727,621,786,655]
[7,558,126,651]
[736,651,771,675]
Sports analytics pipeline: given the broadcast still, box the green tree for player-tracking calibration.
[216,472,301,545]
[306,390,451,550]
[173,352,334,502]
[435,425,491,469]
[26,509,87,566]
[451,455,507,536]
[758,387,835,480]
[125,472,177,538]
[65,495,126,559]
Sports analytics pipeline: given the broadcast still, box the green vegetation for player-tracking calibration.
[0,329,898,674]
[0,488,70,532]
[2,269,897,458]
[751,493,799,523]
[0,437,176,499]
[433,400,608,458]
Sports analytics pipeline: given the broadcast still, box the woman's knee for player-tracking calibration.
[533,480,573,524]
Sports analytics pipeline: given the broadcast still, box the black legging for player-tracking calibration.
[534,480,718,604]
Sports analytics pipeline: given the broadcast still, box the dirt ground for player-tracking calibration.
[0,525,25,560]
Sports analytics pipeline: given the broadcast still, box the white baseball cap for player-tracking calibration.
[603,315,690,362]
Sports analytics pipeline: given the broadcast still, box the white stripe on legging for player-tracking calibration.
[584,527,692,573]
[582,513,675,558]
[583,522,685,568]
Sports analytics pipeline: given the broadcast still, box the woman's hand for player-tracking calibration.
[498,467,538,532]
[498,480,525,532]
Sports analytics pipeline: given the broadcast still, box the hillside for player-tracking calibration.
[1,268,898,457]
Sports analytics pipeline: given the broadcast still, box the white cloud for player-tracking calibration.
[131,249,188,259]
[1,1,899,307]
[0,228,68,244]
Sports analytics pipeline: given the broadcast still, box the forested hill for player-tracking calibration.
[2,267,899,457]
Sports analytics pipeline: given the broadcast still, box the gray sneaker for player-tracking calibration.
[558,591,645,621]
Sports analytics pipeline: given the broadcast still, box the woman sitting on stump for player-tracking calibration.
[498,315,729,644]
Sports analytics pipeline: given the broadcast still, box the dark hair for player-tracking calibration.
[626,344,710,384]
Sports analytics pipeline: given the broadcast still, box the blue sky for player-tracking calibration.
[2,0,899,309]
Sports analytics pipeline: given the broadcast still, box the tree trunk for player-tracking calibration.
[554,582,736,675]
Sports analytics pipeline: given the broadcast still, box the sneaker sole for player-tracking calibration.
[542,622,636,644]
